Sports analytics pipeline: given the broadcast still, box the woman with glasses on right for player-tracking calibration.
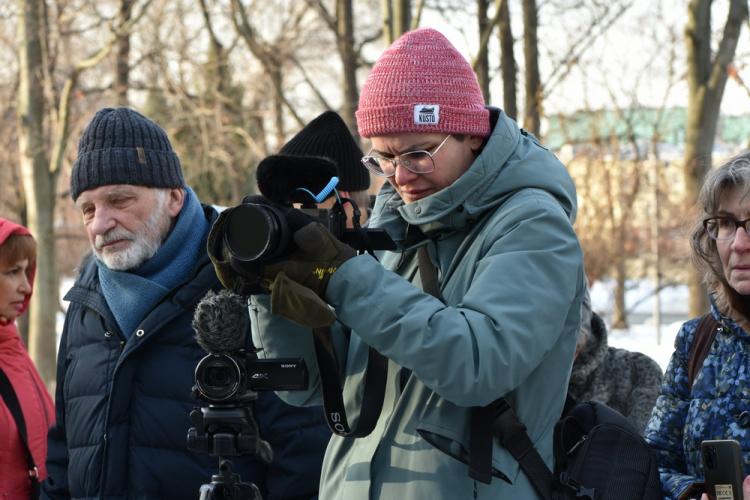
[646,152,750,500]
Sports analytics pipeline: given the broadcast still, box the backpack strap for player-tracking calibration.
[687,314,719,389]
[490,399,555,498]
[0,367,40,499]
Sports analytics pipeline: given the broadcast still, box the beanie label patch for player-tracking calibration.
[413,105,440,125]
[136,147,147,164]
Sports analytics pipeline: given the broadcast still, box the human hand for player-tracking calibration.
[269,272,336,327]
[262,222,356,299]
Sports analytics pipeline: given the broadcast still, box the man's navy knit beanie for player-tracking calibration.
[70,107,185,200]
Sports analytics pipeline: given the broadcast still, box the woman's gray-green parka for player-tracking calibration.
[251,109,586,499]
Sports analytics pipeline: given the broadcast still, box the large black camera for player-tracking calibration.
[222,200,394,264]
[220,154,396,265]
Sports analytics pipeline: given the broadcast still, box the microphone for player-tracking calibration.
[256,154,338,205]
[192,289,249,353]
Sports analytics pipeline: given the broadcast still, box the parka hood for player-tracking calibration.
[0,217,35,317]
[369,108,577,244]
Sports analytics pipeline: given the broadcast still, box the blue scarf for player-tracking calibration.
[97,188,209,338]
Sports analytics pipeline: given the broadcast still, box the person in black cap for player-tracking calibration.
[42,107,330,500]
[278,110,372,227]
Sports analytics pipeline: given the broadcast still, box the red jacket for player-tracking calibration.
[0,218,54,498]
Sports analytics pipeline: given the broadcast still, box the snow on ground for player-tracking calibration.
[591,280,690,373]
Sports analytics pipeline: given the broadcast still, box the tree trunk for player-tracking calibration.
[336,0,359,141]
[684,0,747,316]
[476,0,491,101]
[383,0,410,44]
[269,67,285,150]
[393,0,410,39]
[497,0,516,119]
[612,231,628,329]
[17,0,58,390]
[522,0,540,136]
[382,0,393,44]
[115,0,133,106]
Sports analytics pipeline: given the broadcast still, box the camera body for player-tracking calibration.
[222,200,395,266]
[193,352,308,404]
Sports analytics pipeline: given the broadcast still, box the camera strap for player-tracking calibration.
[312,325,388,437]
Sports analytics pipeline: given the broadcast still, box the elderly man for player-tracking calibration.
[42,107,329,500]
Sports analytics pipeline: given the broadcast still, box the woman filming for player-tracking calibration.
[646,152,750,499]
[0,217,54,499]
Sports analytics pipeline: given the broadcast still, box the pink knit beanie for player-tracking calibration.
[356,28,490,138]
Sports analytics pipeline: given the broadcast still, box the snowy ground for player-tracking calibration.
[591,280,690,373]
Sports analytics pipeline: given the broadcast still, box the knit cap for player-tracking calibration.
[70,107,185,200]
[280,111,370,191]
[356,28,490,138]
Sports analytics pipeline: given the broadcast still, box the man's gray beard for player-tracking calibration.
[94,193,172,271]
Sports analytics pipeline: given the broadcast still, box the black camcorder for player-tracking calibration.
[194,352,308,403]
[187,289,308,477]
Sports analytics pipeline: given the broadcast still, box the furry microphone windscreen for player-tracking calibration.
[256,154,338,204]
[192,289,250,353]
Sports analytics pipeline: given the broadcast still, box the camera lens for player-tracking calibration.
[195,354,242,401]
[224,204,288,262]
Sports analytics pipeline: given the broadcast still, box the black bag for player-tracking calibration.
[488,395,661,499]
[549,398,662,499]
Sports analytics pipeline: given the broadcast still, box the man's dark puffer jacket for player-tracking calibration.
[42,206,330,500]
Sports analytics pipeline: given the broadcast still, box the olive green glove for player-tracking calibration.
[269,272,337,327]
[262,222,357,299]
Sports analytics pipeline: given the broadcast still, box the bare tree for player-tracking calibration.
[17,0,56,386]
[16,0,151,387]
[230,0,306,149]
[476,0,491,100]
[383,0,411,44]
[684,0,748,316]
[522,0,540,136]
[497,0,516,119]
[115,0,134,106]
[306,0,360,138]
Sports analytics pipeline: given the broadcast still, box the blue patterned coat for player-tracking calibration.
[645,302,750,499]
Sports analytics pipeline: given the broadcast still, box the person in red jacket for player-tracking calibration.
[0,217,55,499]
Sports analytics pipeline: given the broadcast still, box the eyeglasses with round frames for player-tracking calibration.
[704,216,750,241]
[360,135,452,177]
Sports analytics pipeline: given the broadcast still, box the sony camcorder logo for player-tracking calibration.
[413,104,440,125]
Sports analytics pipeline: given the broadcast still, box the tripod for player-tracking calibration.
[188,403,273,500]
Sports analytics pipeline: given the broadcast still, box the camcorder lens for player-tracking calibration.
[195,354,242,402]
[224,204,287,262]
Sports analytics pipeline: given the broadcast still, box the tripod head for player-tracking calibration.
[188,404,273,462]
[188,402,273,500]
